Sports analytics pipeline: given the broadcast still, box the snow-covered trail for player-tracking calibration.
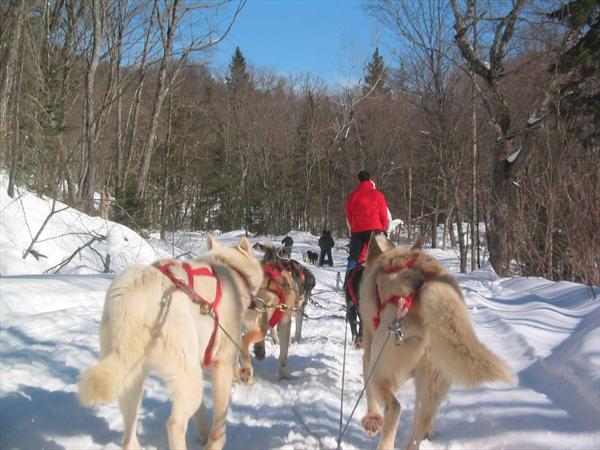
[1,245,598,450]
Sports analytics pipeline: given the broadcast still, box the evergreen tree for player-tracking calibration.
[226,46,250,95]
[549,0,600,135]
[363,47,390,96]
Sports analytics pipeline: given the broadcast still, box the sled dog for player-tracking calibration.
[78,236,263,450]
[301,250,318,265]
[239,246,300,382]
[286,259,316,343]
[359,234,512,450]
[253,257,314,345]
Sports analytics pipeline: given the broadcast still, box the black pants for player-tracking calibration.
[319,248,333,266]
[345,265,364,338]
[347,231,374,269]
[346,230,388,279]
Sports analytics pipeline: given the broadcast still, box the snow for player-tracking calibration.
[528,113,543,126]
[507,146,522,163]
[1,177,599,450]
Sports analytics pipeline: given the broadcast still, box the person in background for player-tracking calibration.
[344,170,390,275]
[280,235,294,258]
[318,230,334,266]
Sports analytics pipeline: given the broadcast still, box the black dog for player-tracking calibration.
[307,250,319,265]
[344,264,364,348]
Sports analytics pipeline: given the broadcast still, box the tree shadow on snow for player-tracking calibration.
[0,386,120,450]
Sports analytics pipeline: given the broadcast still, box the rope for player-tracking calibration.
[336,332,392,448]
[336,312,349,450]
[292,406,324,450]
[309,296,347,313]
[209,310,245,356]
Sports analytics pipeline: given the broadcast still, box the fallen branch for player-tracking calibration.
[29,249,48,261]
[22,196,70,260]
[43,234,105,274]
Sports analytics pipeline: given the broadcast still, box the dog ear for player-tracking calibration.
[237,236,253,255]
[366,232,395,264]
[207,235,221,250]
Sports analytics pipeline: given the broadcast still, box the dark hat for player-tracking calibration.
[358,170,370,181]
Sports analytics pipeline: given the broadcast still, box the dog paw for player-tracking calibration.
[278,368,293,380]
[361,414,383,437]
[238,367,254,384]
[253,341,266,360]
[424,428,437,440]
[205,430,226,450]
[353,336,363,349]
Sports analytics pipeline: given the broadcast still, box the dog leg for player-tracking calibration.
[277,316,293,380]
[192,402,210,446]
[292,307,304,344]
[239,330,264,384]
[377,387,401,450]
[270,326,280,345]
[119,370,146,450]
[405,358,450,450]
[205,359,234,450]
[164,363,204,450]
[361,331,383,437]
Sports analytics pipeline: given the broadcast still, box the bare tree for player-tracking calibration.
[81,0,107,212]
[135,0,247,197]
[449,0,557,275]
[0,1,26,149]
[367,0,467,255]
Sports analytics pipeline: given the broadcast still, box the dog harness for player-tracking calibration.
[263,261,289,327]
[288,260,305,284]
[373,258,418,330]
[347,264,364,306]
[157,261,222,367]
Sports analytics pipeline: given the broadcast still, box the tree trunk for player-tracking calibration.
[455,208,467,273]
[407,165,413,242]
[81,0,104,213]
[0,1,25,145]
[136,0,181,198]
[7,18,25,198]
[431,191,439,248]
[471,82,479,271]
[488,139,514,275]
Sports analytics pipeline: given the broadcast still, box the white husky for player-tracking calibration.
[79,236,263,450]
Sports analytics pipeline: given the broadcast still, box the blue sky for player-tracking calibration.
[209,0,394,84]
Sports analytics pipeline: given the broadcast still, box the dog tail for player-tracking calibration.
[419,278,513,387]
[79,267,152,406]
[79,353,137,406]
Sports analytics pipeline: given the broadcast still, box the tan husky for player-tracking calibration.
[359,234,512,450]
[239,250,300,383]
[78,236,263,450]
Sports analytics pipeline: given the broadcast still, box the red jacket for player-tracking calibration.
[345,181,390,233]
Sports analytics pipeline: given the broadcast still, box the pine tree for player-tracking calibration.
[549,0,600,134]
[226,46,250,96]
[363,47,390,96]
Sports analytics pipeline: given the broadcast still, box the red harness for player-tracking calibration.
[263,261,288,327]
[373,258,418,330]
[157,262,222,367]
[347,264,364,306]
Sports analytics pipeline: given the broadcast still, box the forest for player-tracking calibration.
[0,0,598,284]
